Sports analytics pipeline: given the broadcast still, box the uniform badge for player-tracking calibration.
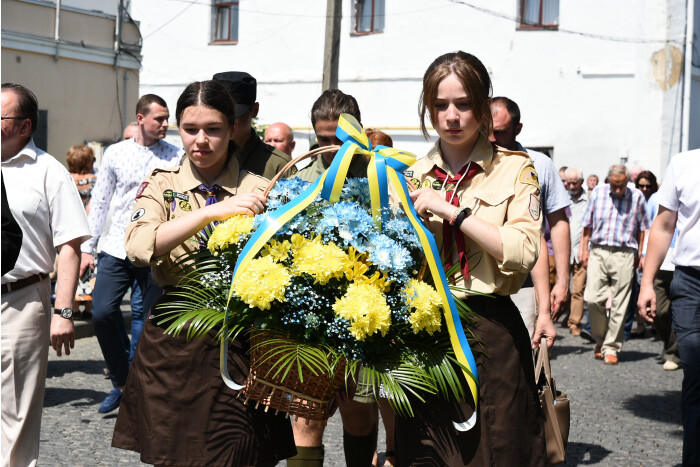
[529,194,541,221]
[163,189,174,203]
[131,208,146,222]
[178,200,192,212]
[431,180,443,190]
[445,183,456,192]
[136,182,148,199]
[422,180,432,189]
[173,192,189,202]
[404,170,413,177]
[519,166,540,190]
[410,178,421,190]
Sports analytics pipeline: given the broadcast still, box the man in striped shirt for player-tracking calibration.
[579,164,649,364]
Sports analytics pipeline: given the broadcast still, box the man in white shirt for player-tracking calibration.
[490,97,569,348]
[79,94,182,413]
[564,167,589,335]
[638,149,700,466]
[1,83,91,466]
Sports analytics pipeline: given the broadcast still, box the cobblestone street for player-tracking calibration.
[39,322,682,466]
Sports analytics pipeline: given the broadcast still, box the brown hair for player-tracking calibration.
[135,94,168,117]
[310,89,361,128]
[636,170,658,193]
[365,128,393,148]
[66,145,94,174]
[419,51,493,139]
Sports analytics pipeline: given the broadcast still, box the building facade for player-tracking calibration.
[1,0,142,165]
[134,0,698,178]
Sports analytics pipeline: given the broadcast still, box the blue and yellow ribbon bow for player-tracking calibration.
[221,114,479,430]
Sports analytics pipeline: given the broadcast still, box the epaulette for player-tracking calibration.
[149,166,181,176]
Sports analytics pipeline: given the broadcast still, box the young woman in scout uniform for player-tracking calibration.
[394,52,547,466]
[111,80,296,466]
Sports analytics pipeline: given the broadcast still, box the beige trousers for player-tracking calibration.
[584,246,635,357]
[567,261,588,327]
[1,278,51,467]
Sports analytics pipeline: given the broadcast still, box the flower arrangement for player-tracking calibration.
[161,177,474,418]
[160,114,481,425]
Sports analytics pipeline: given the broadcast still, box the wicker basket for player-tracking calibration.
[239,330,346,422]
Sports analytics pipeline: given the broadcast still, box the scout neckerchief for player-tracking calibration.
[197,183,221,239]
[432,162,482,280]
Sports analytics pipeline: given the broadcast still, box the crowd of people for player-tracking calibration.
[2,49,698,467]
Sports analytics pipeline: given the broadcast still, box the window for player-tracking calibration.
[213,0,239,43]
[352,0,384,35]
[519,0,559,30]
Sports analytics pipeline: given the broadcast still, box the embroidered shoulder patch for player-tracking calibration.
[163,189,174,203]
[131,208,146,222]
[136,182,149,199]
[529,194,541,221]
[519,166,540,190]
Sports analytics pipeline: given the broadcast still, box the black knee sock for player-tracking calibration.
[286,445,324,467]
[343,424,378,467]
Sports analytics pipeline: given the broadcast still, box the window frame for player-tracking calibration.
[351,0,384,36]
[517,0,559,31]
[211,0,239,45]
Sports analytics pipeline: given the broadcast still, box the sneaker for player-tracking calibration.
[98,388,122,413]
[663,361,679,371]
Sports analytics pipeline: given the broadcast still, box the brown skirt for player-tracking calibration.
[394,295,547,467]
[112,296,296,467]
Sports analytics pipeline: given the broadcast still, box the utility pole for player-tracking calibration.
[322,0,342,91]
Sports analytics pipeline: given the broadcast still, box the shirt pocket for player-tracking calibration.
[471,188,513,225]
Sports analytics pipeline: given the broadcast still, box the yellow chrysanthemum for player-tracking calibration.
[292,236,348,284]
[403,279,443,334]
[262,239,292,262]
[333,282,391,341]
[232,256,291,310]
[207,215,254,255]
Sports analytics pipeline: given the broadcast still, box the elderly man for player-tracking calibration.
[581,164,648,364]
[80,94,183,413]
[213,72,292,179]
[563,167,588,335]
[264,122,296,157]
[638,148,700,465]
[490,96,567,347]
[587,174,599,192]
[1,83,91,466]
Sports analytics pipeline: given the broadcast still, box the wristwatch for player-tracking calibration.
[54,307,73,319]
[454,207,472,228]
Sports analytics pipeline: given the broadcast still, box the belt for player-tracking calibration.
[2,273,49,294]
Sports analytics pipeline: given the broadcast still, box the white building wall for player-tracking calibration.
[132,0,697,180]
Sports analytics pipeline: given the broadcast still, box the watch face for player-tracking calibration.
[60,308,73,319]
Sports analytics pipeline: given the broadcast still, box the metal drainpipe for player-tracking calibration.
[123,70,129,130]
[53,0,61,61]
[681,0,695,153]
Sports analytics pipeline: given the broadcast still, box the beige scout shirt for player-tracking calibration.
[407,133,542,296]
[125,156,268,287]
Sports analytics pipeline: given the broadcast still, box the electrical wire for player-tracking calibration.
[444,0,685,45]
[143,1,196,39]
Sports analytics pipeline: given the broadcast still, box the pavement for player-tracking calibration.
[39,317,683,466]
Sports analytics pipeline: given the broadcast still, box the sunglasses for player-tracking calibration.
[637,184,652,189]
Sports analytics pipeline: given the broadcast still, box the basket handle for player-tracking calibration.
[263,145,340,197]
[264,145,420,197]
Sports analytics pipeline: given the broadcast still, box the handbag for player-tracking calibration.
[534,338,570,464]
